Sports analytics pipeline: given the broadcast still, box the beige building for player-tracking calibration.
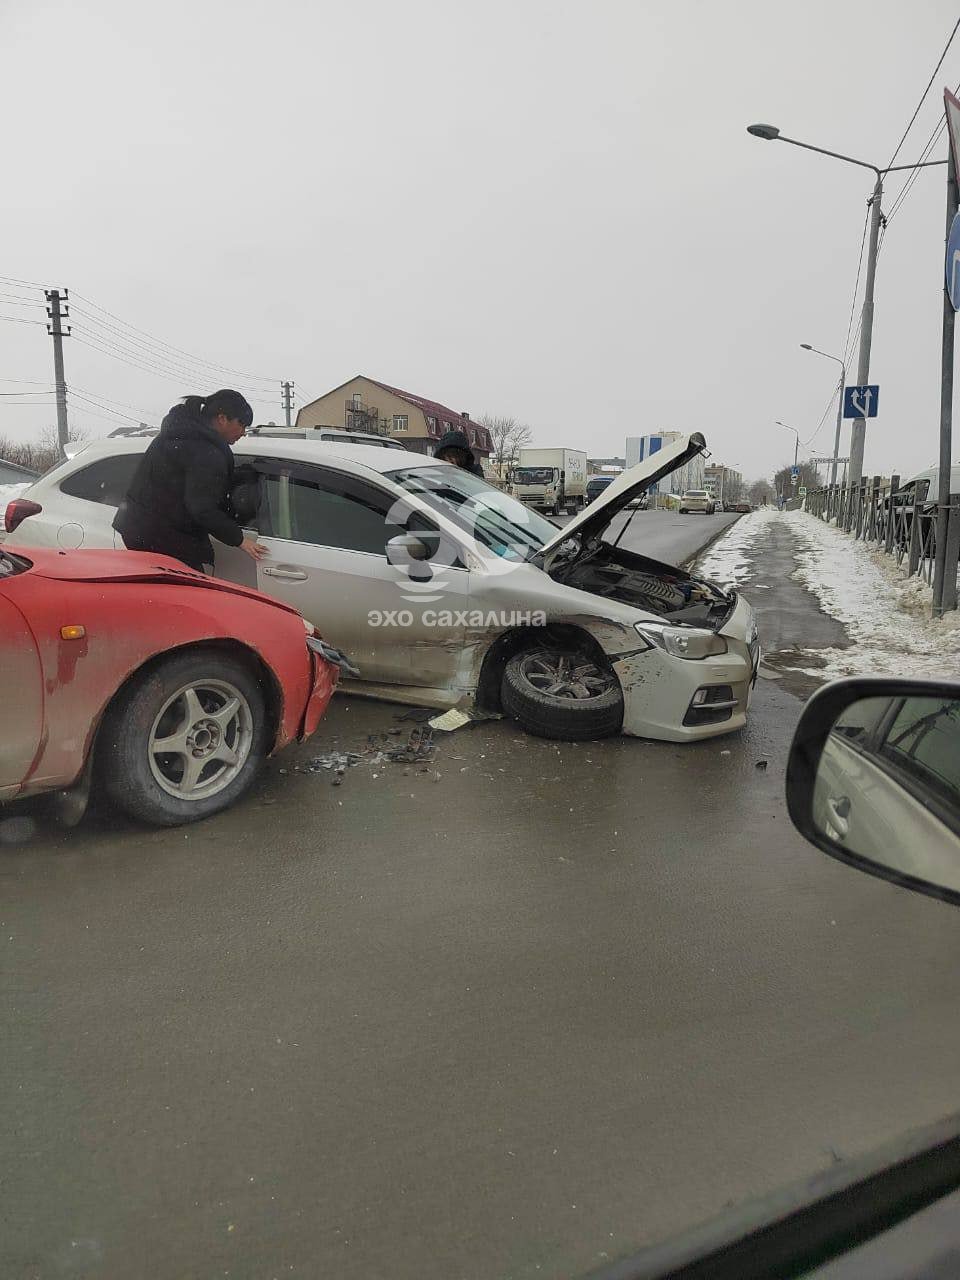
[296,375,492,460]
[705,463,743,504]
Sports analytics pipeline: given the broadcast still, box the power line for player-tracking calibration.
[69,307,276,395]
[71,333,280,407]
[71,290,281,384]
[0,274,47,291]
[0,291,46,307]
[803,375,843,448]
[886,16,960,168]
[0,315,45,326]
[841,203,871,368]
[67,384,159,419]
[70,326,272,395]
[67,390,149,425]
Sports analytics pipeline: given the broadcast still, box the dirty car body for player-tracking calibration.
[4,432,758,742]
[0,546,340,823]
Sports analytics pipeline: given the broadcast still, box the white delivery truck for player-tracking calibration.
[511,448,588,515]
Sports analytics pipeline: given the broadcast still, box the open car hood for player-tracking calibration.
[536,432,707,567]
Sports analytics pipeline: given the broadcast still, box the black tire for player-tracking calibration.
[679,507,687,514]
[501,646,624,741]
[99,650,269,826]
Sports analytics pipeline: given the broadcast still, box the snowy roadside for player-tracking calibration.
[697,506,780,583]
[698,507,960,680]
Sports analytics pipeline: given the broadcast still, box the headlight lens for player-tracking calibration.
[634,622,728,659]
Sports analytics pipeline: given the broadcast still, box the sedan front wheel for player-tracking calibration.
[501,646,623,740]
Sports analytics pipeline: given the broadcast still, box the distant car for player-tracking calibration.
[678,489,715,515]
[0,545,348,826]
[585,476,616,504]
[735,501,752,513]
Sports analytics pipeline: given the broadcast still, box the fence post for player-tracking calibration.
[885,473,900,555]
[942,494,960,613]
[868,475,880,541]
[844,482,854,533]
[907,484,923,576]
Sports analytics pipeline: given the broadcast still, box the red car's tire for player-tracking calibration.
[99,650,269,826]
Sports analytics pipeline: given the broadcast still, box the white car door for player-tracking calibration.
[218,460,469,687]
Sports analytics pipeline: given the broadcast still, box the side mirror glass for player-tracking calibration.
[386,533,432,563]
[786,679,960,905]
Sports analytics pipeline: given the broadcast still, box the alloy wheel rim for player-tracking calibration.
[148,679,253,800]
[519,651,614,701]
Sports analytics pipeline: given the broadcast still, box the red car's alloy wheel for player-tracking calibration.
[149,679,255,800]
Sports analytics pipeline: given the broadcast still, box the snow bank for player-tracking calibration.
[781,511,960,679]
[0,482,29,508]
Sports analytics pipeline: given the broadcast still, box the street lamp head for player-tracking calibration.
[747,123,780,140]
[800,342,813,350]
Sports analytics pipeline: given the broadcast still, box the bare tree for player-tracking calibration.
[0,425,87,475]
[747,478,774,506]
[773,460,821,501]
[480,415,533,471]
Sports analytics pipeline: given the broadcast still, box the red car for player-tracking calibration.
[0,545,351,827]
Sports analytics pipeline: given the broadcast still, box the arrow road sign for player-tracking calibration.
[947,210,960,311]
[790,465,800,479]
[843,385,879,419]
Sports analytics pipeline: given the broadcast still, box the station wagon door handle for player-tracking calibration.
[262,565,308,581]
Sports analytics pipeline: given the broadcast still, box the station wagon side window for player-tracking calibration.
[59,454,142,506]
[254,464,439,556]
[877,697,960,815]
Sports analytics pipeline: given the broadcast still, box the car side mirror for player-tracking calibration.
[386,533,432,563]
[786,677,960,906]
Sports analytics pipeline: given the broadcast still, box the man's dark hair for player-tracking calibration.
[182,390,254,429]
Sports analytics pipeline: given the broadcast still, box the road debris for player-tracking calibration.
[295,727,436,783]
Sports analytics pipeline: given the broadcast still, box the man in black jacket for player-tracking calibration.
[114,391,266,572]
[435,429,486,478]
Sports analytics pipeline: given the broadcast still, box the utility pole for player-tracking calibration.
[933,132,959,616]
[849,179,883,487]
[282,381,294,427]
[45,288,70,458]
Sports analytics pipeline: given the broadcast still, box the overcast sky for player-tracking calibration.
[4,0,960,483]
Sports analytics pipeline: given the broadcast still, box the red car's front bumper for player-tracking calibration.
[300,648,340,741]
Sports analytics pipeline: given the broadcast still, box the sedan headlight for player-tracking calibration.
[634,622,728,659]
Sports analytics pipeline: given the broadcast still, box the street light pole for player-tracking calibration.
[801,343,846,485]
[748,123,947,487]
[775,420,800,469]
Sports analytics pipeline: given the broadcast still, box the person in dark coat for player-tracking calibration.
[114,390,266,572]
[435,429,485,478]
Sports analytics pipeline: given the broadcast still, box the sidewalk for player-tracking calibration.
[696,508,960,697]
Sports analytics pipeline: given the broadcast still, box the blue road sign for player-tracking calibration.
[946,211,960,310]
[790,465,800,479]
[843,385,879,419]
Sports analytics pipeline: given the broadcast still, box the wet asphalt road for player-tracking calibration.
[553,507,740,566]
[4,515,960,1280]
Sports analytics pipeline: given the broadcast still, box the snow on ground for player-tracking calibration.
[782,511,960,679]
[699,506,960,680]
[697,506,779,583]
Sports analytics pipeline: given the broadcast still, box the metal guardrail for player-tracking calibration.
[805,474,960,613]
